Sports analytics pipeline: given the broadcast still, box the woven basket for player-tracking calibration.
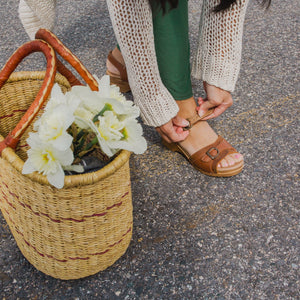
[0,34,132,280]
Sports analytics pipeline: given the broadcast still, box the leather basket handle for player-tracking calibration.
[0,40,57,154]
[35,28,99,91]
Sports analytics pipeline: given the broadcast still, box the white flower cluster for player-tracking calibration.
[72,75,146,157]
[22,75,147,189]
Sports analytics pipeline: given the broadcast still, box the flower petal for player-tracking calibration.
[50,133,73,151]
[47,165,65,189]
[22,158,37,174]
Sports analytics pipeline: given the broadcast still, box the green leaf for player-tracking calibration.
[93,103,113,122]
[85,137,98,150]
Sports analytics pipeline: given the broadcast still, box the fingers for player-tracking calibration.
[198,83,234,119]
[156,127,189,143]
[156,117,190,143]
[199,106,225,120]
[197,91,233,120]
[164,125,189,143]
[197,98,216,118]
[172,115,189,128]
[197,96,205,107]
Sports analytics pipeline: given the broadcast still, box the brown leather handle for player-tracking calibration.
[0,40,57,154]
[35,28,99,91]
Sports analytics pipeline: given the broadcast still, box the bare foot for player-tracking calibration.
[176,98,243,169]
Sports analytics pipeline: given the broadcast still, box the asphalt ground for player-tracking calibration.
[0,0,299,299]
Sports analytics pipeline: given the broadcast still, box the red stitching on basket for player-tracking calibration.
[17,228,69,263]
[16,143,28,149]
[0,109,27,120]
[20,226,131,262]
[91,226,132,255]
[2,209,68,262]
[9,191,19,199]
[1,187,129,223]
[2,192,16,210]
[3,205,132,262]
[1,190,16,210]
[1,181,8,189]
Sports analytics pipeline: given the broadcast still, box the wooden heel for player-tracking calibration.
[106,50,131,93]
[107,70,131,93]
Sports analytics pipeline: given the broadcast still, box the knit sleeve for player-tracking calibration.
[192,0,249,92]
[18,0,56,40]
[106,0,179,127]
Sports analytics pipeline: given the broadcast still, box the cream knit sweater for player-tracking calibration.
[18,0,56,40]
[19,0,249,127]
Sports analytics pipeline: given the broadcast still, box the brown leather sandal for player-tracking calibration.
[106,50,131,93]
[162,110,244,177]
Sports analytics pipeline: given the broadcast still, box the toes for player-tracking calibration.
[217,153,244,169]
[234,153,244,162]
[218,158,229,168]
[222,155,235,167]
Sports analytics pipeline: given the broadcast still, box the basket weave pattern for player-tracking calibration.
[0,72,133,279]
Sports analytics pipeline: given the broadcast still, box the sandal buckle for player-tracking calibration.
[183,121,191,131]
[206,147,219,160]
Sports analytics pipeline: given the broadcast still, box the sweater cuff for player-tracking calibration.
[134,89,179,127]
[192,55,241,92]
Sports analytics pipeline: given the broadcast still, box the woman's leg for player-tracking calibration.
[107,1,243,169]
[151,0,192,100]
[152,0,242,168]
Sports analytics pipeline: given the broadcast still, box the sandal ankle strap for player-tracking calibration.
[107,51,128,81]
[183,108,214,131]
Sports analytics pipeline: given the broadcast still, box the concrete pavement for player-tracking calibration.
[0,0,299,299]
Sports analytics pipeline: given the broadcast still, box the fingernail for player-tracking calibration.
[183,119,189,126]
[235,154,241,159]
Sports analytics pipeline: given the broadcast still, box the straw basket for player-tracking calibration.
[0,32,132,280]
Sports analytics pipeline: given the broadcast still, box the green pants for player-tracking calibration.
[118,0,192,100]
[152,0,192,100]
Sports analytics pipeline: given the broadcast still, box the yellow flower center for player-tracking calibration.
[121,128,129,140]
[42,151,54,164]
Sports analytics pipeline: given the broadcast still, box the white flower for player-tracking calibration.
[89,110,125,157]
[71,75,140,119]
[22,74,147,188]
[74,116,115,157]
[35,104,74,151]
[96,74,111,98]
[97,110,124,142]
[22,133,74,189]
[109,84,127,103]
[70,85,105,115]
[108,118,147,154]
[71,75,146,156]
[73,106,94,129]
[44,83,80,113]
[118,100,140,120]
[96,75,140,119]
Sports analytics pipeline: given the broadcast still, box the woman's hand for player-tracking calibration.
[197,82,233,120]
[156,115,190,143]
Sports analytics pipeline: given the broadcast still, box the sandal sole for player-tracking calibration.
[162,139,244,177]
[195,160,244,177]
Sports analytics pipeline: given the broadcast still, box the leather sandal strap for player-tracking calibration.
[107,51,128,81]
[183,108,214,131]
[190,136,238,174]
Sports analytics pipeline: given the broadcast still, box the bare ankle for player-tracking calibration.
[176,97,198,119]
